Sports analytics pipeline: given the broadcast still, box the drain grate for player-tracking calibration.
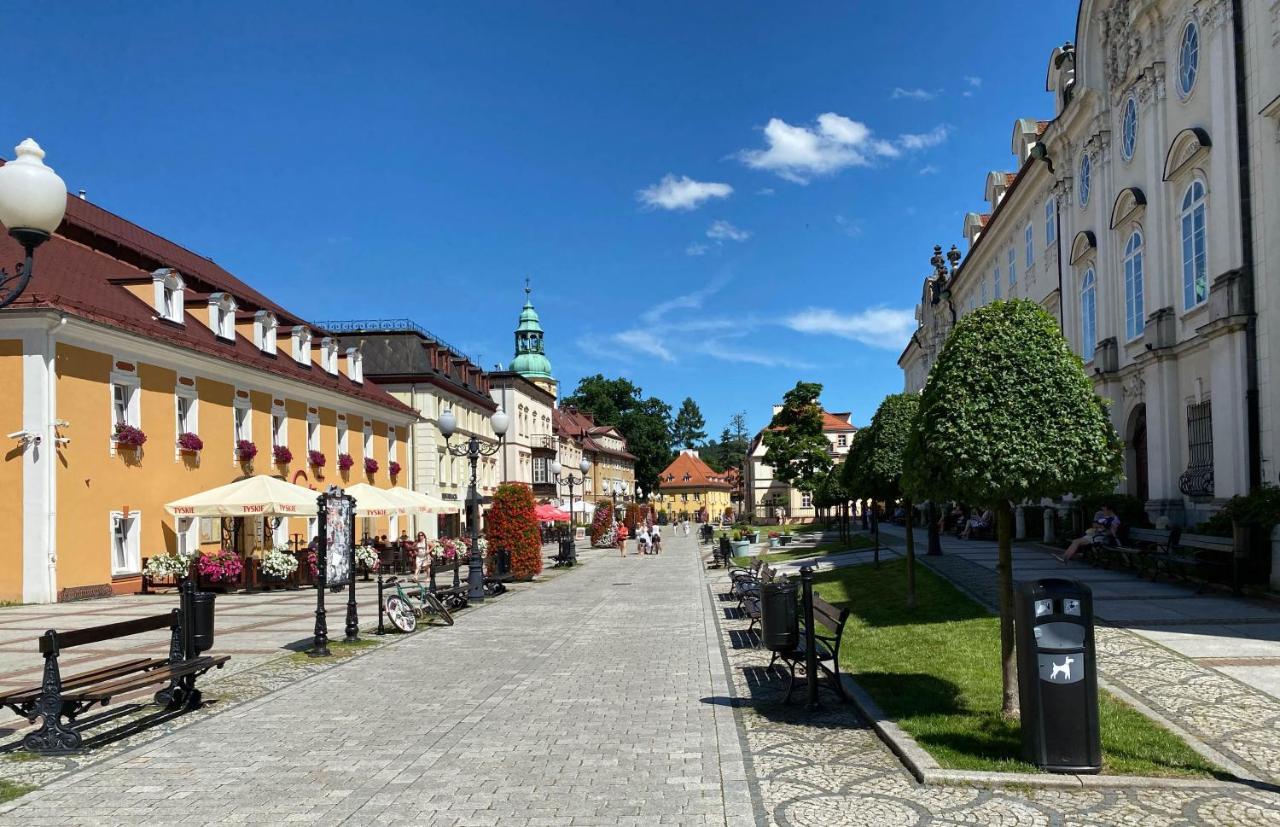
[611,582,632,586]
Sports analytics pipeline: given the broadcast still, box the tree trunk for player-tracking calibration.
[904,496,917,609]
[996,500,1019,718]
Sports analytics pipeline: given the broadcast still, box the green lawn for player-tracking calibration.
[813,559,1219,777]
[731,535,877,567]
[0,780,32,804]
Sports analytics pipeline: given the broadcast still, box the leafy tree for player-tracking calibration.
[561,375,673,494]
[486,482,541,580]
[862,393,921,607]
[701,413,751,473]
[671,397,707,449]
[762,382,832,493]
[903,300,1122,716]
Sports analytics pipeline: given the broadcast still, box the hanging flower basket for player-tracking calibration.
[308,449,327,468]
[364,457,379,475]
[388,460,401,478]
[236,440,258,462]
[337,453,355,471]
[272,444,293,465]
[198,549,244,584]
[177,432,204,453]
[113,423,147,449]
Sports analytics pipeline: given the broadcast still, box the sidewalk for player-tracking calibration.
[875,523,1280,783]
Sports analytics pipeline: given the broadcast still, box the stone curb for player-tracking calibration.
[837,671,1248,791]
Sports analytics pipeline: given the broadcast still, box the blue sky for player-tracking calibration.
[10,1,1077,437]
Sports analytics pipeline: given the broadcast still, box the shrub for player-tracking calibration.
[1196,484,1280,538]
[144,551,194,579]
[486,482,541,580]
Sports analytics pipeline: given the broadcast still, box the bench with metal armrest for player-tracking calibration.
[774,592,850,702]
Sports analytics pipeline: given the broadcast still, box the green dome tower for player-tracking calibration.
[508,280,558,397]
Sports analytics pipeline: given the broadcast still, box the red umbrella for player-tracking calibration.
[535,504,570,522]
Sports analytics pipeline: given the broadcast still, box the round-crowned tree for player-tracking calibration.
[864,393,921,606]
[904,299,1122,716]
[486,482,542,580]
[841,427,873,535]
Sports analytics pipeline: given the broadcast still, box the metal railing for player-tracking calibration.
[312,318,479,364]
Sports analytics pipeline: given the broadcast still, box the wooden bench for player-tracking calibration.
[1093,526,1173,574]
[738,565,777,634]
[0,607,229,754]
[776,592,850,702]
[1161,531,1237,592]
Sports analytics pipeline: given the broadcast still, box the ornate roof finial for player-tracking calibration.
[524,276,531,300]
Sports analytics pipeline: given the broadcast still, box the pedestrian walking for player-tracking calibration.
[615,521,629,556]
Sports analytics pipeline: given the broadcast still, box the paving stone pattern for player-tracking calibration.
[0,536,754,826]
[707,558,1280,826]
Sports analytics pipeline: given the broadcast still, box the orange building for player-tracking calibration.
[0,192,418,603]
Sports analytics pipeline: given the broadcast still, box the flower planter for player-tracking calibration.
[731,540,751,556]
[779,535,791,546]
[769,538,780,548]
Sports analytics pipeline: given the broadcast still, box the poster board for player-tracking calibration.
[323,494,353,587]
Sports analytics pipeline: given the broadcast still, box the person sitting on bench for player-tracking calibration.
[961,508,992,539]
[1058,504,1120,564]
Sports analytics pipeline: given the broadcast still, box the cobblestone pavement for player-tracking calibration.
[0,535,755,825]
[705,555,1280,826]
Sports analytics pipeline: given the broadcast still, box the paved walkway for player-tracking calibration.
[1,534,755,826]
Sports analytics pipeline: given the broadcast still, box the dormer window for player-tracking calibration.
[207,292,237,340]
[291,327,312,365]
[254,311,278,355]
[321,337,339,375]
[346,347,363,383]
[152,268,184,324]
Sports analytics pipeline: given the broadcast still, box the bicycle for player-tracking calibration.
[382,576,454,633]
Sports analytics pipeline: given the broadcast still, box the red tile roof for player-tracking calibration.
[821,411,856,432]
[1004,172,1018,188]
[0,189,416,418]
[552,407,635,460]
[657,450,731,490]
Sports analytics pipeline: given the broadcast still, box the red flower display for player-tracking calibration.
[364,457,379,475]
[113,423,147,448]
[236,440,258,461]
[177,431,203,452]
[308,449,326,468]
[337,452,355,471]
[485,482,541,581]
[272,444,293,465]
[388,460,401,477]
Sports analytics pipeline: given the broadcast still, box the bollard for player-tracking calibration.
[800,566,819,710]
[375,574,386,635]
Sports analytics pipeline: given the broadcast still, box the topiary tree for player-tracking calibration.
[863,393,921,607]
[841,427,873,537]
[904,299,1122,716]
[486,482,542,580]
[763,381,834,496]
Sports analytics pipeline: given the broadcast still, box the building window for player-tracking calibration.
[321,338,338,375]
[1121,96,1138,161]
[176,389,197,439]
[388,428,397,463]
[1078,153,1091,208]
[307,416,320,452]
[1007,246,1016,289]
[1081,267,1097,362]
[837,434,847,447]
[1180,400,1214,497]
[110,511,141,575]
[292,327,312,365]
[337,419,349,455]
[1045,199,1056,244]
[363,423,373,461]
[1178,21,1199,98]
[1181,180,1208,309]
[1124,230,1145,340]
[176,516,198,559]
[1025,224,1034,271]
[993,267,1001,300]
[112,381,137,429]
[255,312,278,355]
[533,456,548,484]
[346,348,363,383]
[153,268,184,323]
[980,281,988,304]
[233,402,250,445]
[209,293,236,340]
[801,492,813,508]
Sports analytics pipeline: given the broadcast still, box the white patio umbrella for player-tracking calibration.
[342,482,411,517]
[164,474,319,518]
[386,486,462,514]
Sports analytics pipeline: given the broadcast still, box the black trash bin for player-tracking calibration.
[1014,578,1101,773]
[187,590,217,654]
[760,580,799,653]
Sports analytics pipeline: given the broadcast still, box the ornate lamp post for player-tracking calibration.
[551,456,590,531]
[439,407,508,602]
[0,139,68,309]
[924,243,961,556]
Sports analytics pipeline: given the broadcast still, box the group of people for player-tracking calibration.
[614,522,664,556]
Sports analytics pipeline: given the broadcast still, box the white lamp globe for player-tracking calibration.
[551,460,562,477]
[491,409,509,437]
[579,458,591,475]
[0,139,67,236]
[438,409,456,438]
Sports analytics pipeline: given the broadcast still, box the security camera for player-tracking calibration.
[6,430,30,440]
[54,436,70,447]
[6,430,41,446]
[54,419,70,428]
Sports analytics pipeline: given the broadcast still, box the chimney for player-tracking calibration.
[771,404,783,416]
[78,189,87,200]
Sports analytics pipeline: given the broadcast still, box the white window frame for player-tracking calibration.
[152,268,185,324]
[291,327,313,365]
[233,397,252,451]
[255,311,278,355]
[388,428,398,464]
[109,510,141,575]
[1180,179,1208,310]
[1121,95,1138,161]
[337,417,349,456]
[1177,20,1199,100]
[175,382,198,457]
[1081,266,1098,363]
[1078,153,1092,208]
[801,492,813,509]
[363,422,373,463]
[321,338,339,375]
[208,292,237,340]
[1124,229,1145,341]
[1025,223,1035,271]
[109,370,141,455]
[176,516,199,559]
[1045,199,1056,245]
[346,347,362,383]
[307,414,320,453]
[1007,246,1016,289]
[993,267,1001,300]
[272,404,288,450]
[533,456,548,484]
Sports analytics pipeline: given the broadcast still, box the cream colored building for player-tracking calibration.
[746,406,856,523]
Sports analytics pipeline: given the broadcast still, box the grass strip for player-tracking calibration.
[813,559,1219,777]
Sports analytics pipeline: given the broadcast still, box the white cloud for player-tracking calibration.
[965,76,982,87]
[756,187,775,196]
[707,220,751,242]
[784,307,917,350]
[685,242,711,256]
[834,214,863,237]
[918,164,940,175]
[637,174,733,211]
[696,337,813,370]
[737,113,951,183]
[642,275,730,323]
[891,87,936,101]
[612,329,674,362]
[899,125,951,151]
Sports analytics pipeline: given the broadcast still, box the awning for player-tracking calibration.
[342,483,411,517]
[165,475,319,518]
[386,486,463,514]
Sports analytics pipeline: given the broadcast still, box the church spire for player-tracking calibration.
[509,278,554,381]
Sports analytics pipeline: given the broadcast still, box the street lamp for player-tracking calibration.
[551,456,590,531]
[440,406,508,602]
[0,139,68,309]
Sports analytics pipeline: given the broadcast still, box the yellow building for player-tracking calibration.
[0,193,418,603]
[653,449,733,523]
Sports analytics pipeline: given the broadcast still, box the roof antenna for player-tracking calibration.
[525,276,531,300]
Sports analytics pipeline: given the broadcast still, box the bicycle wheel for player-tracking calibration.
[422,591,454,626]
[384,595,417,633]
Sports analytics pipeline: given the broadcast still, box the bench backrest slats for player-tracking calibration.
[1178,533,1234,552]
[811,594,848,635]
[1127,528,1170,543]
[40,612,176,654]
